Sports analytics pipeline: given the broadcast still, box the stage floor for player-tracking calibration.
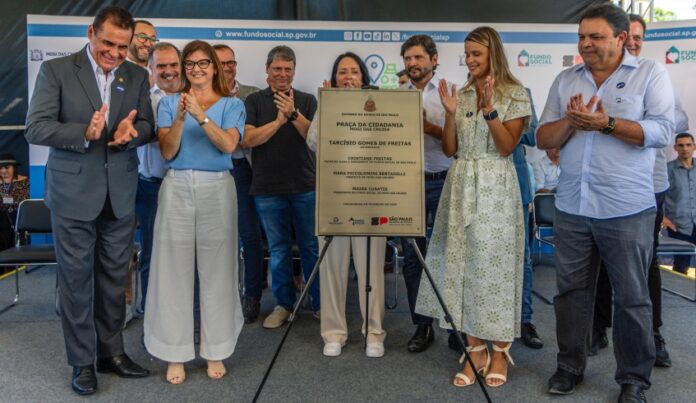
[1,257,694,402]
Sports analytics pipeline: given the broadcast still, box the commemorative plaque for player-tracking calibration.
[316,88,425,236]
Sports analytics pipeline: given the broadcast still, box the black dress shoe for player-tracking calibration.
[243,297,261,324]
[72,365,97,395]
[521,322,544,349]
[589,327,609,356]
[618,384,647,403]
[407,324,434,353]
[548,368,583,395]
[96,354,150,378]
[654,334,672,367]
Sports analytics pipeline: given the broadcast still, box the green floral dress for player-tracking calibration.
[415,84,530,342]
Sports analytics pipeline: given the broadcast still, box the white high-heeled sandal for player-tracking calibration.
[453,344,490,387]
[486,343,515,387]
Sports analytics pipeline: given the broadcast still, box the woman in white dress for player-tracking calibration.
[415,26,531,388]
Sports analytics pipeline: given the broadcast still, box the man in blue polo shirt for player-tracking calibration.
[537,4,674,402]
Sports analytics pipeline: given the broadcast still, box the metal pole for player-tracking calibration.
[364,236,371,350]
[253,236,334,403]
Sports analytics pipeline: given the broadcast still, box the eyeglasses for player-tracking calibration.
[134,33,159,44]
[183,59,212,70]
[220,60,237,68]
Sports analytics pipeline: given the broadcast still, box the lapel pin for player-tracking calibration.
[116,85,125,92]
[118,77,124,83]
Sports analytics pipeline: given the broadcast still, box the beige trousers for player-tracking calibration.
[319,236,386,344]
[144,170,244,362]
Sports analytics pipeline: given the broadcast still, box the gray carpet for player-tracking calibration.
[0,258,694,403]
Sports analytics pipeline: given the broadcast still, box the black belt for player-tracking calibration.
[424,170,448,180]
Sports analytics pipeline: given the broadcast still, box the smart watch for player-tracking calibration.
[288,110,299,122]
[198,116,210,126]
[483,109,498,121]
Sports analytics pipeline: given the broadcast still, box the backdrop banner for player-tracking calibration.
[26,15,696,197]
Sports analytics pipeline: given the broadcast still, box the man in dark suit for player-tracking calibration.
[25,7,154,395]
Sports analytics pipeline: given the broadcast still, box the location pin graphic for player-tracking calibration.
[364,54,385,85]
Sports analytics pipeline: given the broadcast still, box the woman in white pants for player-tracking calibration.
[307,52,387,358]
[144,40,245,384]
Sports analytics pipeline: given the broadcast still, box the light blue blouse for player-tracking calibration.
[158,94,245,172]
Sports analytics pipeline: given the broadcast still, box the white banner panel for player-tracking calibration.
[642,20,696,160]
[26,15,696,197]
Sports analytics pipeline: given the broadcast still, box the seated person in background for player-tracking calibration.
[0,153,29,223]
[532,148,560,193]
[0,153,29,272]
[664,132,696,274]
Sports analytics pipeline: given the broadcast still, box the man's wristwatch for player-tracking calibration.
[483,109,498,121]
[198,116,210,126]
[288,110,299,122]
[600,116,615,135]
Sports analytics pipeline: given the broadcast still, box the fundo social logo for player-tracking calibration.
[517,49,552,67]
[666,46,680,63]
[666,45,696,64]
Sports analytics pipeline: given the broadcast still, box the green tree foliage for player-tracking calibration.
[654,7,677,21]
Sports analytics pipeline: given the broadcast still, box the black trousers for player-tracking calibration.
[52,196,134,366]
[593,191,665,333]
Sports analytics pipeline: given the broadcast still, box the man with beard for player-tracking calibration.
[127,20,157,70]
[213,44,265,323]
[398,35,453,353]
[135,42,181,314]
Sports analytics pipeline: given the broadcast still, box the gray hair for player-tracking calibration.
[265,45,295,67]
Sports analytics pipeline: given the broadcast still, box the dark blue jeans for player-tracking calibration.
[521,204,534,323]
[400,173,446,326]
[231,158,265,300]
[254,191,320,311]
[134,175,162,311]
[554,208,656,388]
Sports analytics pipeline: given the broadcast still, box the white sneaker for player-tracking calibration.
[262,306,291,329]
[366,342,385,358]
[323,342,343,357]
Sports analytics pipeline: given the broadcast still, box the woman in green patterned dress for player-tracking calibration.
[415,26,531,388]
